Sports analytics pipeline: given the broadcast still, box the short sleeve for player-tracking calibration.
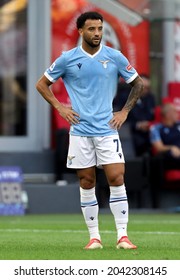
[44,52,66,83]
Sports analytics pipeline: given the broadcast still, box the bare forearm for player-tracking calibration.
[123,77,144,113]
[36,78,62,111]
[36,76,80,124]
[154,144,172,153]
[154,142,180,154]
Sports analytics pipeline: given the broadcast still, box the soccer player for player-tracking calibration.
[36,11,144,249]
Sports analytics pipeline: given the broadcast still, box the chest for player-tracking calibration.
[65,56,118,80]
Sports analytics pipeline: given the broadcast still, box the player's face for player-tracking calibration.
[79,19,103,48]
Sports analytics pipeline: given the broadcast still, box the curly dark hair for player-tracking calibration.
[76,11,103,29]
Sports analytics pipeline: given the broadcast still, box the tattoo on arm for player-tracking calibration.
[123,79,144,112]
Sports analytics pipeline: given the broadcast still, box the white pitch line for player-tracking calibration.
[0,229,179,235]
[130,220,180,224]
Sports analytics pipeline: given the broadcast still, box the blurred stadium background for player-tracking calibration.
[0,0,180,216]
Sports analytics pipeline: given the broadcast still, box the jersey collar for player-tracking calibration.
[80,44,102,58]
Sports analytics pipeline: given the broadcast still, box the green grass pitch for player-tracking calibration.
[0,212,179,260]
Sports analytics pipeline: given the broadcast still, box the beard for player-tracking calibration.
[84,36,102,48]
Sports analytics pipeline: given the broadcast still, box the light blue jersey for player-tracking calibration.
[45,44,138,136]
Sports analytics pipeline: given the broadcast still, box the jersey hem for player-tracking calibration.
[69,132,118,137]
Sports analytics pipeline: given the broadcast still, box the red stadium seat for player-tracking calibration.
[164,170,180,181]
[167,82,180,120]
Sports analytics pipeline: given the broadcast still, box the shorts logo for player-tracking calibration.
[67,155,75,166]
[118,153,122,158]
[126,64,132,71]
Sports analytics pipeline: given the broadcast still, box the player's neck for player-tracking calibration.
[81,42,101,55]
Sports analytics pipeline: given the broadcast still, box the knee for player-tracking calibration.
[108,172,124,186]
[78,174,96,189]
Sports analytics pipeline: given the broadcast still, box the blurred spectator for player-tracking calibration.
[128,74,156,156]
[150,103,180,170]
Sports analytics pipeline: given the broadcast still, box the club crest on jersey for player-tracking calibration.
[98,60,110,69]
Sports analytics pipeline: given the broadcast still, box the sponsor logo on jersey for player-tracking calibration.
[77,63,82,69]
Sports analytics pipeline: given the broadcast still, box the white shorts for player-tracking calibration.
[66,135,125,169]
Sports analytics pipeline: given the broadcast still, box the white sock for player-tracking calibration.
[80,187,100,241]
[109,185,128,241]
